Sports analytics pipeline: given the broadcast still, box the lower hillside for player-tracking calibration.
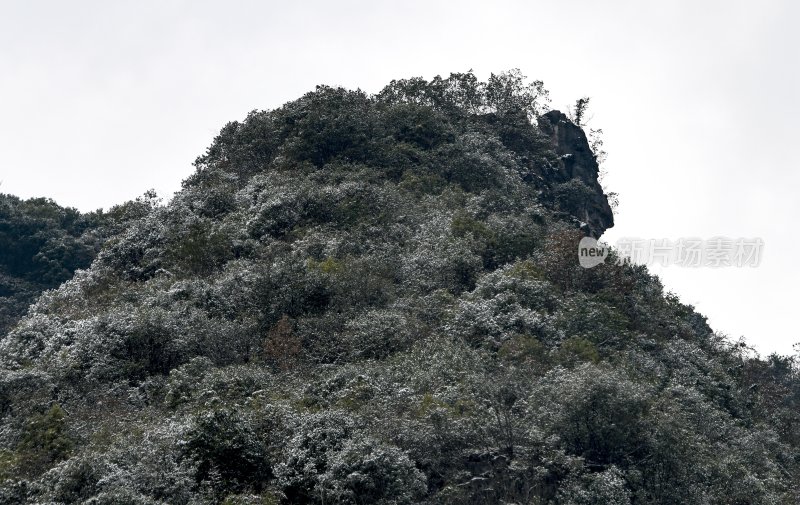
[0,72,797,504]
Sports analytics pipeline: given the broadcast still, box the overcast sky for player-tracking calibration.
[1,0,797,354]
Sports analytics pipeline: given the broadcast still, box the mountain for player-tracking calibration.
[0,71,797,504]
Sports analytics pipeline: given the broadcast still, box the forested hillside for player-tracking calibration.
[0,191,161,337]
[0,71,797,504]
[0,195,103,336]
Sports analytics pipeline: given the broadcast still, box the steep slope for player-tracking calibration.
[0,71,797,504]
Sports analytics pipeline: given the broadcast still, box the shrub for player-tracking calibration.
[16,404,73,475]
[320,436,426,505]
[184,407,270,492]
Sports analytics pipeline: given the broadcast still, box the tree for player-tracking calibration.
[263,315,302,371]
[572,96,591,126]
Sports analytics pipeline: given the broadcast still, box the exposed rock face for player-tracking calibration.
[537,110,614,238]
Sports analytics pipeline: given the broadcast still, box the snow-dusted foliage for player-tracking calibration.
[0,71,798,504]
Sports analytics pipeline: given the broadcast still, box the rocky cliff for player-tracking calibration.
[538,110,614,238]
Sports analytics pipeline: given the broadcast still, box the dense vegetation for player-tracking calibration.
[0,71,798,504]
[0,195,102,336]
[0,191,162,337]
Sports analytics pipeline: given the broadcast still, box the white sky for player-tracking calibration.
[1,0,797,354]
